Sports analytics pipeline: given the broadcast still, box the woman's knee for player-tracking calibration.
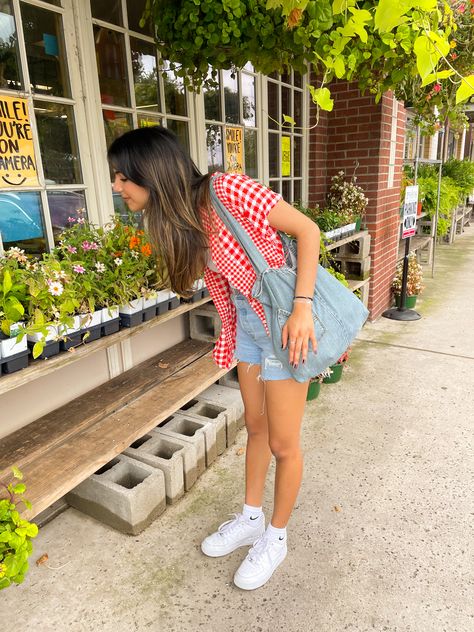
[245,412,268,438]
[268,440,302,461]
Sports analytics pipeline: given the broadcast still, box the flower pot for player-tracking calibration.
[306,381,321,401]
[0,324,28,358]
[322,363,344,384]
[80,310,102,329]
[417,202,423,217]
[119,297,144,315]
[394,294,418,309]
[100,306,120,323]
[355,217,361,231]
[27,325,59,343]
[119,297,144,328]
[142,292,158,322]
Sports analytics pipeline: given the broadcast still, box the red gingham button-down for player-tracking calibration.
[201,173,285,369]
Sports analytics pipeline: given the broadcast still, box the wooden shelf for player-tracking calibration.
[325,230,367,251]
[397,235,432,261]
[0,338,229,520]
[0,295,211,396]
[347,278,370,291]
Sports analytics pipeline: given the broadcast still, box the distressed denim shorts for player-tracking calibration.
[231,291,293,381]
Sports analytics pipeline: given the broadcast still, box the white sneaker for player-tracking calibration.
[233,533,288,590]
[201,513,265,558]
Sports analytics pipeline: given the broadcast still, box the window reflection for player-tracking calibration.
[223,70,239,124]
[268,133,279,178]
[163,61,186,116]
[242,73,256,127]
[293,180,302,203]
[0,1,21,90]
[94,26,130,107]
[206,124,223,172]
[34,101,82,185]
[103,110,132,148]
[204,71,221,121]
[47,190,87,241]
[91,0,123,26]
[167,119,189,152]
[0,190,46,253]
[130,37,160,113]
[126,0,151,34]
[282,180,290,201]
[22,3,70,97]
[267,81,279,130]
[244,129,257,178]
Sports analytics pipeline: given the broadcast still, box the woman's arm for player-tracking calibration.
[267,199,321,368]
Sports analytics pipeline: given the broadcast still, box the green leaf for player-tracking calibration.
[25,523,38,538]
[334,55,345,78]
[374,0,407,33]
[3,270,12,295]
[456,75,474,105]
[282,114,296,126]
[421,70,455,87]
[12,483,26,494]
[308,85,334,111]
[332,0,347,14]
[11,466,23,480]
[414,35,439,79]
[32,342,44,359]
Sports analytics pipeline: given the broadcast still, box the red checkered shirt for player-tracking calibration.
[202,173,285,369]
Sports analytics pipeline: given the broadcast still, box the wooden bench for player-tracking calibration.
[0,338,228,521]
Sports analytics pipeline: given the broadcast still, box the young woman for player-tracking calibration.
[108,126,320,591]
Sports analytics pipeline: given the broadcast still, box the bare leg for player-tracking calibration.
[265,378,309,529]
[237,362,272,507]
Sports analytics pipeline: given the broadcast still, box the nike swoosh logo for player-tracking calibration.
[249,516,259,520]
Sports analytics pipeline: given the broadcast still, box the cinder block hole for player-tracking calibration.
[174,419,201,437]
[194,314,215,337]
[95,458,121,476]
[180,399,198,411]
[130,434,153,449]
[115,471,148,489]
[192,403,225,419]
[152,442,181,460]
[346,261,362,276]
[348,241,361,255]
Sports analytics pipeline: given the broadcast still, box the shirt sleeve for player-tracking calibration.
[214,173,282,234]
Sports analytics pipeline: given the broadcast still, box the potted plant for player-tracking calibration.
[322,349,351,384]
[325,171,368,237]
[0,249,29,370]
[391,252,424,308]
[0,467,39,591]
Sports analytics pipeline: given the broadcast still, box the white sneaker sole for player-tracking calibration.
[233,546,287,590]
[201,531,264,558]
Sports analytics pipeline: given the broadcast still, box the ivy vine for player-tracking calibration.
[143,1,474,130]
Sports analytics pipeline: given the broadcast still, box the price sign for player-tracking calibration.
[402,185,418,239]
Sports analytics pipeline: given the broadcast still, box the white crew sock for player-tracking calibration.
[266,523,287,542]
[242,503,263,521]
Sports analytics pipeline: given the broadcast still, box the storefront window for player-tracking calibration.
[103,110,133,150]
[267,71,305,202]
[131,37,160,113]
[91,0,122,26]
[163,62,187,117]
[22,2,70,98]
[0,1,21,90]
[94,25,130,108]
[0,191,46,253]
[47,190,87,239]
[35,101,82,185]
[204,66,260,177]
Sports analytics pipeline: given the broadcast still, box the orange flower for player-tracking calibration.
[129,235,140,249]
[141,243,152,257]
[113,251,122,257]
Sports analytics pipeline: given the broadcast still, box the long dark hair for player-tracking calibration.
[108,126,211,296]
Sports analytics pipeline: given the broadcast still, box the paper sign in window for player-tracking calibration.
[0,96,39,188]
[281,136,291,177]
[225,126,243,173]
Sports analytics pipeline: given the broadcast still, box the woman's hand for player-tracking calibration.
[281,302,318,367]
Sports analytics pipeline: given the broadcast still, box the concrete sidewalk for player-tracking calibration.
[2,231,473,632]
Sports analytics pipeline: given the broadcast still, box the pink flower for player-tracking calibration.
[77,218,85,225]
[82,240,98,250]
[67,245,77,253]
[73,264,85,274]
[433,83,441,93]
[67,216,76,223]
[458,3,466,13]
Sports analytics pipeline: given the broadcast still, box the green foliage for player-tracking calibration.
[0,253,28,337]
[0,467,38,591]
[442,158,474,196]
[416,171,463,237]
[144,0,473,125]
[392,252,424,296]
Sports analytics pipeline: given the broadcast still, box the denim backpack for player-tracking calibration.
[209,177,369,383]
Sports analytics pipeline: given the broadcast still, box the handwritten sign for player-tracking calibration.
[225,126,243,173]
[0,96,39,188]
[402,185,418,239]
[281,136,291,176]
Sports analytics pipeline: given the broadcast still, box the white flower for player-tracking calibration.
[131,250,139,259]
[114,257,123,266]
[48,281,64,296]
[95,262,106,273]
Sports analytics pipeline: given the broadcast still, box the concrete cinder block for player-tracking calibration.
[177,400,228,454]
[154,421,206,477]
[154,412,217,469]
[189,304,222,342]
[218,365,240,390]
[196,383,246,436]
[65,454,166,535]
[123,432,199,504]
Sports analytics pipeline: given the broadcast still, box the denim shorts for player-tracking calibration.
[231,291,293,381]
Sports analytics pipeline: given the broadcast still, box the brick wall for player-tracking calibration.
[307,81,406,319]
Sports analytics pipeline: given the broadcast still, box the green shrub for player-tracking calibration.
[442,159,474,197]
